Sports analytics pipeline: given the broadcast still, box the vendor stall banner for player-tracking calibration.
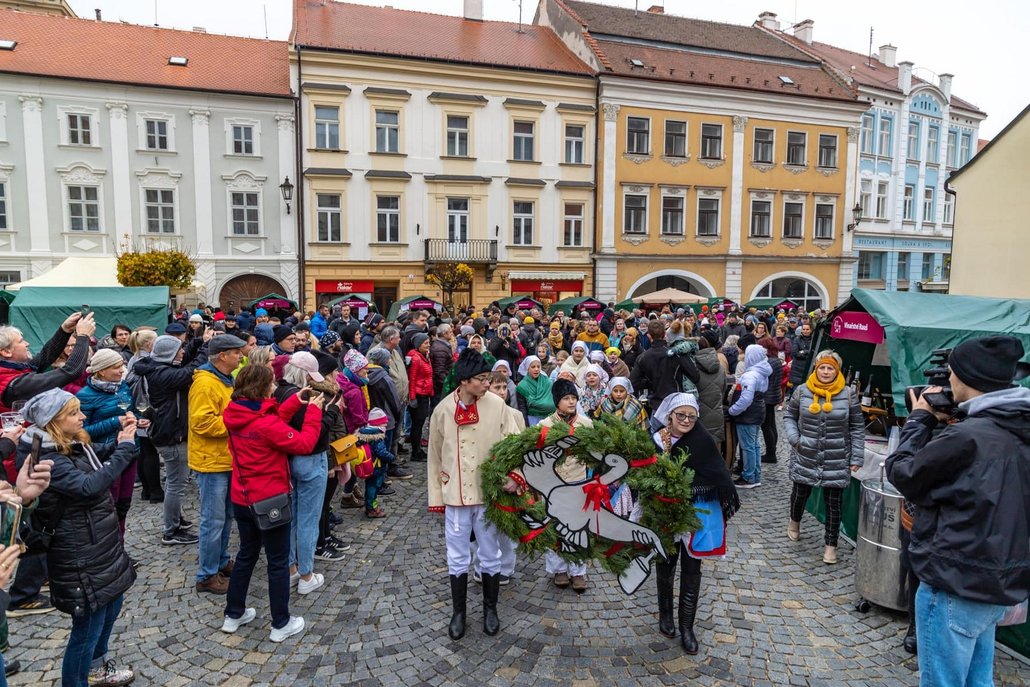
[831,311,886,345]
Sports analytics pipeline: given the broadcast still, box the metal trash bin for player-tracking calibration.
[855,475,909,612]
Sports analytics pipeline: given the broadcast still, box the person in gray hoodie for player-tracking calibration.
[727,344,771,489]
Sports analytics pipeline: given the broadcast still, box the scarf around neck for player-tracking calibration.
[805,368,846,414]
[600,393,646,428]
[516,373,554,417]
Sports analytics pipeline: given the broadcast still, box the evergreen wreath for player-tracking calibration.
[482,415,701,577]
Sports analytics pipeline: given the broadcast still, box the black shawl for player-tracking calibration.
[656,422,740,520]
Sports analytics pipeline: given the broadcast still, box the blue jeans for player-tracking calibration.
[289,452,328,576]
[916,584,1007,687]
[736,423,762,483]
[226,504,291,630]
[63,594,124,687]
[195,471,233,582]
[158,442,188,536]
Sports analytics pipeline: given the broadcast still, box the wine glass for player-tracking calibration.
[135,399,150,416]
[10,400,25,425]
[1,413,19,432]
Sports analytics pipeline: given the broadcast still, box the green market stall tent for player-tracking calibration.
[10,286,169,348]
[547,297,605,316]
[495,296,545,313]
[386,295,443,322]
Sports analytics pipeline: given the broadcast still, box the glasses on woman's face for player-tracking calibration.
[672,411,699,423]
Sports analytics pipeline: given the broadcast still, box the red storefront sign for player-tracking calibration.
[315,280,374,294]
[511,279,583,292]
[830,311,886,345]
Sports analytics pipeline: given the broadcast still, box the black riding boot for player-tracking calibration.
[482,573,501,636]
[903,578,918,654]
[448,574,467,640]
[655,555,677,638]
[678,571,702,654]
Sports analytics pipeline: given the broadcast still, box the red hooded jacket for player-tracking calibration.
[223,394,322,506]
[407,349,434,400]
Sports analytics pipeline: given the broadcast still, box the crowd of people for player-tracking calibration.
[0,296,1022,687]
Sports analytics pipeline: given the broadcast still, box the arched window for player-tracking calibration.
[630,274,709,297]
[754,277,823,313]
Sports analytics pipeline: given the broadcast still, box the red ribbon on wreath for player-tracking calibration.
[654,494,681,504]
[520,523,550,543]
[629,455,658,468]
[581,475,607,512]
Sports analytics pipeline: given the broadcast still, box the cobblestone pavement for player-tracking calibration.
[8,415,1030,686]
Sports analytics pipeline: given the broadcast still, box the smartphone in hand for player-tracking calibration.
[27,434,42,475]
[0,501,22,549]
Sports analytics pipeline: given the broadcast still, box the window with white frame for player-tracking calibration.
[447,115,469,157]
[923,186,935,222]
[960,134,971,164]
[0,182,6,230]
[818,134,837,168]
[232,125,255,155]
[903,185,915,220]
[697,197,720,236]
[875,181,889,219]
[857,251,884,280]
[753,128,774,163]
[512,201,534,245]
[921,253,934,280]
[314,106,340,150]
[144,189,176,234]
[375,110,399,153]
[627,117,649,154]
[907,120,920,160]
[786,131,806,165]
[896,252,909,281]
[664,120,686,157]
[563,202,584,246]
[700,123,722,159]
[230,191,259,236]
[624,194,647,234]
[565,124,584,164]
[376,195,400,243]
[859,178,873,218]
[878,117,892,156]
[782,201,803,239]
[926,126,939,162]
[447,198,469,243]
[814,203,834,239]
[946,130,957,167]
[661,195,684,235]
[513,121,534,161]
[942,192,954,224]
[860,114,874,154]
[67,185,100,231]
[316,193,342,242]
[144,119,169,151]
[750,199,772,237]
[67,113,92,146]
[0,271,19,287]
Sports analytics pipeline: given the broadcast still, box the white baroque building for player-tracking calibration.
[0,9,299,308]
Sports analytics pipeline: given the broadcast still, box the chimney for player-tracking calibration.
[758,11,780,31]
[94,8,101,20]
[793,19,814,45]
[878,44,897,68]
[897,60,913,94]
[939,73,953,100]
[463,0,483,22]
[647,4,664,13]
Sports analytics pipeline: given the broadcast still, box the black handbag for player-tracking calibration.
[229,434,293,530]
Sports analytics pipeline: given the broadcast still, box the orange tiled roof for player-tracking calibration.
[0,9,291,97]
[772,33,985,115]
[291,0,593,77]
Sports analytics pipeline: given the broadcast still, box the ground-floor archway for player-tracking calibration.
[750,272,828,313]
[626,269,716,299]
[217,273,289,312]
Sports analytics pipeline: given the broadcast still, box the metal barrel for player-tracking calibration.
[855,478,909,611]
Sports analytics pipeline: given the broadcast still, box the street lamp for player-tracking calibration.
[279,176,294,215]
[847,203,863,232]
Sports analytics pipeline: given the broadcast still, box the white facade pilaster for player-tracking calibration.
[839,125,860,303]
[105,102,131,239]
[600,102,619,252]
[275,114,295,255]
[728,114,747,256]
[18,95,49,253]
[189,108,213,256]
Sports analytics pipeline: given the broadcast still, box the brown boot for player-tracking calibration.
[196,573,229,595]
[571,575,588,594]
[553,572,570,588]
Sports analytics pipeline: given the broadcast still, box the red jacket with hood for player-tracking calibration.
[407,349,434,400]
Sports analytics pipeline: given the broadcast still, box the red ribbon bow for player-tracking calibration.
[582,475,607,512]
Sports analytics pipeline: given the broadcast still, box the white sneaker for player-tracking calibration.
[298,573,325,595]
[269,615,305,643]
[220,607,256,634]
[290,571,300,588]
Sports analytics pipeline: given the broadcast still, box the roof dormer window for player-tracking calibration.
[168,56,188,66]
[0,40,17,51]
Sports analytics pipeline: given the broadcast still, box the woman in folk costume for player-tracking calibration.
[442,334,495,395]
[515,355,554,426]
[428,349,523,641]
[605,347,631,379]
[596,377,647,431]
[782,350,864,565]
[535,341,558,377]
[559,340,590,386]
[536,378,593,592]
[578,363,609,417]
[649,393,740,655]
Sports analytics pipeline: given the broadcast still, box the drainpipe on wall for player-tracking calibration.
[294,45,306,309]
[943,178,957,294]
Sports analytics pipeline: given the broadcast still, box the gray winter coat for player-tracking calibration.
[693,347,726,442]
[783,384,865,488]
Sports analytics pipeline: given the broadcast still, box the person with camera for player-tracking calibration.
[886,335,1030,687]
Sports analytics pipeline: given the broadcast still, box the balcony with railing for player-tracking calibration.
[424,238,498,280]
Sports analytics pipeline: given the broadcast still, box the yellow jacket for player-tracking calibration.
[187,367,233,472]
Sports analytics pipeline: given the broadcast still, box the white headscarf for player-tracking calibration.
[652,392,700,429]
[607,376,633,395]
[583,363,609,390]
[517,355,541,378]
[570,340,588,355]
[588,350,606,363]
[492,359,512,375]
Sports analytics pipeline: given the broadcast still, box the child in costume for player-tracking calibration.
[578,363,609,416]
[357,408,395,518]
[596,377,648,431]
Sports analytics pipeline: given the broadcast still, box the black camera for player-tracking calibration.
[905,348,956,414]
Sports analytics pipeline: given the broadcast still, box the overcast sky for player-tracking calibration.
[70,0,1027,138]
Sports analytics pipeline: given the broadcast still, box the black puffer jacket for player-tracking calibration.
[18,431,136,617]
[132,348,208,446]
[629,339,700,411]
[788,334,814,386]
[763,355,784,405]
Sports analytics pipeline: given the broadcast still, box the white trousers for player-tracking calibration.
[472,533,518,576]
[545,550,587,577]
[445,505,501,576]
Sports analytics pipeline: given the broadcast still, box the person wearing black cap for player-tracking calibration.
[428,348,522,641]
[271,325,296,356]
[886,335,1030,686]
[359,313,385,354]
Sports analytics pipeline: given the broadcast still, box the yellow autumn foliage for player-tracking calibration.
[117,249,197,289]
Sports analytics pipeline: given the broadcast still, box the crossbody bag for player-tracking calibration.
[228,433,292,530]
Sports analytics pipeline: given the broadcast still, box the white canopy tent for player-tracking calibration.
[8,256,120,291]
[630,288,708,304]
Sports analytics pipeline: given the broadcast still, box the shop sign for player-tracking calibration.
[408,299,440,310]
[315,279,374,294]
[511,279,583,292]
[831,311,886,345]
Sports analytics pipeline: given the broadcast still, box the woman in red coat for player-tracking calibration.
[220,364,324,643]
[406,333,434,462]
